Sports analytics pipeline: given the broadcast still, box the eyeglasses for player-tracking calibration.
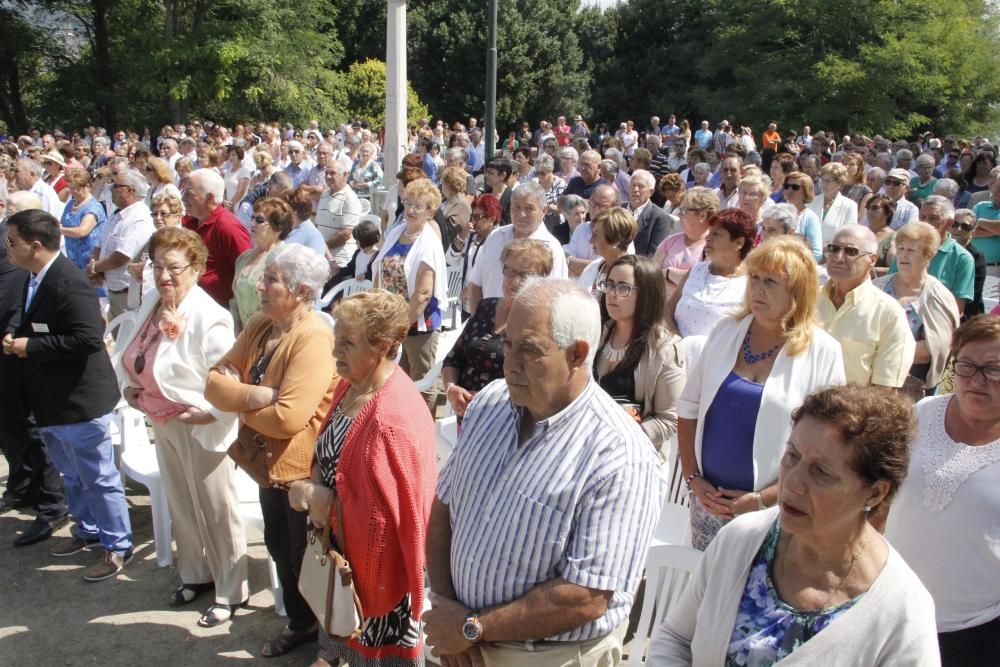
[112,183,133,190]
[151,262,192,276]
[598,279,637,297]
[401,200,430,212]
[884,180,905,187]
[953,221,977,232]
[782,183,802,191]
[502,265,535,282]
[954,359,1000,383]
[824,243,873,258]
[470,212,490,221]
[152,210,175,219]
[739,190,764,200]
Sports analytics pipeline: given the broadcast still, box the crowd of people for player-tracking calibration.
[1,113,999,666]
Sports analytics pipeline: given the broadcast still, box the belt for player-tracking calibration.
[108,287,128,294]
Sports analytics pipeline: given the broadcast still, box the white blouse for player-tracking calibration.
[674,261,747,338]
[885,394,1000,632]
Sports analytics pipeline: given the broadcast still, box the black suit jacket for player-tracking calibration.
[633,202,676,257]
[6,254,120,427]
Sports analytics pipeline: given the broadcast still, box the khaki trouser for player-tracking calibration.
[401,330,439,412]
[153,419,249,604]
[480,630,623,667]
[107,288,130,325]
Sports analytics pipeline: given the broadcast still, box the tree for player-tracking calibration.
[337,59,429,127]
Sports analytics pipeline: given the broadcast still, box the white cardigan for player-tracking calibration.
[372,222,448,331]
[648,508,941,666]
[677,314,845,490]
[113,285,239,451]
[810,191,859,243]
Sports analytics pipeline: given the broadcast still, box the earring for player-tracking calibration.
[864,505,872,513]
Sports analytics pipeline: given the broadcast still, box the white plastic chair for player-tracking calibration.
[625,544,703,666]
[414,321,466,393]
[116,406,173,567]
[316,279,372,311]
[104,311,138,351]
[651,438,692,548]
[444,265,464,330]
[233,468,287,617]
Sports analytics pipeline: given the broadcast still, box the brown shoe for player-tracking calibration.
[50,536,101,557]
[83,549,133,582]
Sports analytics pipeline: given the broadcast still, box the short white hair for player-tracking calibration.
[16,158,43,179]
[266,243,330,302]
[923,194,955,220]
[514,278,601,369]
[558,146,579,161]
[512,181,546,210]
[630,169,655,189]
[933,178,959,201]
[119,168,150,197]
[192,168,225,203]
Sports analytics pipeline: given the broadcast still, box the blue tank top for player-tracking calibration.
[700,370,763,491]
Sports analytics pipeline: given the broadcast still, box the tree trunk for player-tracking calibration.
[92,0,116,130]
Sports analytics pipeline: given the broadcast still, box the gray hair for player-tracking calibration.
[558,146,579,161]
[915,153,936,168]
[600,159,619,177]
[559,194,589,216]
[630,169,655,189]
[16,158,43,179]
[446,147,468,164]
[266,243,330,303]
[268,170,294,196]
[534,154,555,173]
[762,203,797,233]
[868,167,885,183]
[514,278,601,369]
[895,148,913,162]
[161,138,178,151]
[119,168,150,197]
[933,177,959,201]
[108,156,130,170]
[192,168,225,203]
[603,147,624,167]
[954,208,977,229]
[923,194,955,220]
[511,181,546,210]
[692,162,711,176]
[7,191,43,214]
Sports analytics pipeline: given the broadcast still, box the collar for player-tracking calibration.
[33,253,59,287]
[507,378,596,446]
[632,200,650,217]
[825,277,873,307]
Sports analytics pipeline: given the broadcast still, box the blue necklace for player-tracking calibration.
[742,324,784,365]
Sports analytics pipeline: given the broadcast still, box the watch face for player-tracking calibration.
[462,620,480,641]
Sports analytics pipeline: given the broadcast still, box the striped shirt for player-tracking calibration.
[437,378,667,641]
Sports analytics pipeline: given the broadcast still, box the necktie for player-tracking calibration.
[25,275,39,311]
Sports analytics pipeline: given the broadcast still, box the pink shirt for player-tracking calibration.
[124,313,188,424]
[656,231,706,271]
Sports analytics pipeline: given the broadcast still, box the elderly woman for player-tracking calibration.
[677,237,845,550]
[759,202,801,244]
[174,157,195,197]
[59,168,107,273]
[231,197,292,331]
[666,209,755,361]
[371,178,448,403]
[908,153,939,206]
[532,153,566,218]
[289,290,436,667]
[247,150,276,194]
[809,162,859,243]
[580,207,639,295]
[204,245,337,657]
[841,152,873,214]
[738,173,772,225]
[691,162,712,188]
[557,146,580,182]
[283,185,327,256]
[223,145,251,211]
[596,254,685,457]
[557,192,590,249]
[41,151,68,202]
[781,170,824,260]
[125,192,186,307]
[873,221,960,394]
[144,157,181,207]
[864,193,898,269]
[653,173,686,213]
[113,227,247,627]
[441,165,472,241]
[655,187,720,295]
[349,142,383,200]
[768,153,796,203]
[443,239,552,417]
[886,316,1000,665]
[652,384,938,665]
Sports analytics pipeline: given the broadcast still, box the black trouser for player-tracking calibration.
[0,386,66,523]
[258,485,316,632]
[939,615,1000,666]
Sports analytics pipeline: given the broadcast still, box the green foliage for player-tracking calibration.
[337,59,430,126]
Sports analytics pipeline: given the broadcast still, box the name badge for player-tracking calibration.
[31,323,50,333]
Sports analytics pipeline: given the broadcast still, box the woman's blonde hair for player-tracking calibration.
[404,177,442,211]
[820,161,848,187]
[733,236,819,356]
[680,186,720,213]
[333,289,410,355]
[894,221,941,258]
[592,208,638,251]
[146,157,175,185]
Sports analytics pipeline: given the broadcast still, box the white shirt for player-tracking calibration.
[26,253,59,310]
[564,222,596,261]
[466,223,569,299]
[714,185,739,211]
[97,200,154,291]
[315,185,363,266]
[29,178,64,220]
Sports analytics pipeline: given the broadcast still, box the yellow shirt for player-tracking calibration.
[816,280,916,387]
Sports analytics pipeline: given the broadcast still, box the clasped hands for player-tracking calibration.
[2,333,28,358]
[689,476,756,520]
[423,592,484,666]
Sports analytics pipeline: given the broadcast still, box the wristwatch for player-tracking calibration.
[461,613,483,643]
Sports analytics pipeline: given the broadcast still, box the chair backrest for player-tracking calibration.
[105,311,138,353]
[315,311,335,330]
[359,212,380,228]
[115,405,151,452]
[446,265,464,298]
[359,199,372,215]
[625,544,703,667]
[413,319,467,393]
[316,279,372,311]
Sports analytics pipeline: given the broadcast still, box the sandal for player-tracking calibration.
[260,624,319,658]
[196,598,249,628]
[168,582,214,607]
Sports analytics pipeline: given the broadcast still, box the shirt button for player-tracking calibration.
[266,452,272,458]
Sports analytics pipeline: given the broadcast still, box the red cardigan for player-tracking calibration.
[323,366,437,620]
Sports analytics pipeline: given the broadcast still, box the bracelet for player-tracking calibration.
[755,491,767,511]
[684,471,700,489]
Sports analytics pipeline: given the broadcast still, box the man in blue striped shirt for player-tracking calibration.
[425,279,667,666]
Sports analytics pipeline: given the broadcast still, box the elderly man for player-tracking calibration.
[563,150,608,200]
[970,166,1000,265]
[182,169,251,306]
[301,141,335,208]
[950,208,986,319]
[87,169,153,319]
[694,120,713,150]
[817,224,915,388]
[282,140,310,189]
[424,279,666,666]
[883,168,920,230]
[465,183,568,314]
[160,138,180,170]
[314,161,363,270]
[14,159,63,220]
[4,210,132,581]
[629,169,675,256]
[714,156,741,210]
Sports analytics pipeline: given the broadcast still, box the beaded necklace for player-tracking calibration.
[741,324,784,365]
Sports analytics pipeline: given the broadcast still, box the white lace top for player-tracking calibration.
[674,260,747,338]
[884,394,1000,631]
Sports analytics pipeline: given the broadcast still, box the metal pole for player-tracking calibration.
[485,0,498,163]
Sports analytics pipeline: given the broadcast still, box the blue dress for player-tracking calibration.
[61,197,107,271]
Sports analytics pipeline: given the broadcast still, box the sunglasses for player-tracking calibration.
[824,243,873,258]
[953,222,976,232]
[782,183,802,191]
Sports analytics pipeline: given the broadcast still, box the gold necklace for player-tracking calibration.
[780,529,869,608]
[340,366,393,414]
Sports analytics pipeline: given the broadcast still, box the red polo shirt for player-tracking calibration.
[183,205,251,306]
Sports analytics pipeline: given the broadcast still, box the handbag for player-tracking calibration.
[298,493,364,639]
[227,425,271,487]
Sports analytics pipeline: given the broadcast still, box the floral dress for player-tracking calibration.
[726,520,861,666]
[442,297,504,393]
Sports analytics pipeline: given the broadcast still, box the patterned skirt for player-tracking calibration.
[317,593,424,667]
[689,491,730,551]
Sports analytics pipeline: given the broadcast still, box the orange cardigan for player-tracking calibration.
[205,311,337,483]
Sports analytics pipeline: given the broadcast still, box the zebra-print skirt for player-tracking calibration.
[317,593,423,666]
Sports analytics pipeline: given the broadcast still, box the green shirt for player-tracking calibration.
[971,200,1000,263]
[908,176,937,205]
[889,234,974,301]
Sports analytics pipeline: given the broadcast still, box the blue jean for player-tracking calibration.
[39,413,132,555]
